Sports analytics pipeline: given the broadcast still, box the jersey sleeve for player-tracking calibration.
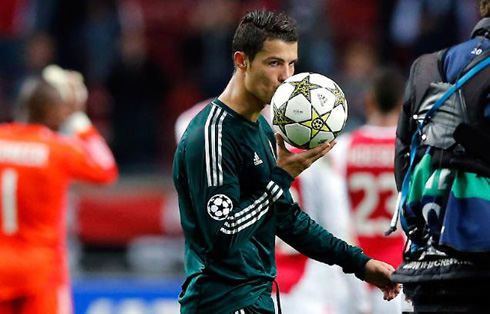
[62,126,118,183]
[181,125,294,258]
[275,183,370,279]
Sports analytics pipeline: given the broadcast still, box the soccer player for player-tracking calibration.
[173,10,400,314]
[0,66,118,314]
[176,104,366,314]
[331,67,407,313]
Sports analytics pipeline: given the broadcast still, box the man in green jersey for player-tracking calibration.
[173,10,400,314]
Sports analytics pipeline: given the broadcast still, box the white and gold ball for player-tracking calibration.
[270,72,348,149]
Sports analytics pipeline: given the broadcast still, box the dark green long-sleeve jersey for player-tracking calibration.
[173,99,370,314]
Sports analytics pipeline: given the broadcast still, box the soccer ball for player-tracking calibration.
[207,194,233,221]
[270,72,348,149]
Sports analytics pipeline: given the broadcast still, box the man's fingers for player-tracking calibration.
[309,140,337,162]
[275,133,288,153]
[379,261,395,272]
[382,283,401,301]
[321,140,337,154]
[310,145,330,162]
[301,141,331,159]
[386,264,395,272]
[275,134,289,155]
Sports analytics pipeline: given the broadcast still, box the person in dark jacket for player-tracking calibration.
[392,1,490,312]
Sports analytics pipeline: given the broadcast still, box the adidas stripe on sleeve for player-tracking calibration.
[219,181,283,234]
[205,105,227,187]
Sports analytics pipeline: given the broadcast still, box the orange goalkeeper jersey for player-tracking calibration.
[0,123,117,300]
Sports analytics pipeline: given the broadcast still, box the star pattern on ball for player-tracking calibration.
[272,101,295,134]
[326,83,347,108]
[299,104,331,138]
[289,75,323,102]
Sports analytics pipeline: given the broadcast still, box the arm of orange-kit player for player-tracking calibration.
[62,113,118,184]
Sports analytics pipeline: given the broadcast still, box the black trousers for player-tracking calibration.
[403,279,490,313]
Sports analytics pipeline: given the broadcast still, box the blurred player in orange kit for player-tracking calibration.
[0,65,118,314]
[331,67,408,313]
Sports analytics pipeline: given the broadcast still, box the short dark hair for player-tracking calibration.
[372,66,405,114]
[232,10,298,62]
[479,0,490,17]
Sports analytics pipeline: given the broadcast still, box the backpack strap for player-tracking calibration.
[461,49,490,123]
[412,52,445,114]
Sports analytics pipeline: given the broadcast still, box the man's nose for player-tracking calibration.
[279,65,293,83]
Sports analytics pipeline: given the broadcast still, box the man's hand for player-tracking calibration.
[275,133,335,178]
[66,70,88,113]
[364,259,401,301]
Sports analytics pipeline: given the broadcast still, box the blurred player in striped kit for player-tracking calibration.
[275,154,370,314]
[331,67,409,314]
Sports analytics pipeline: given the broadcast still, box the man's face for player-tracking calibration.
[243,39,298,105]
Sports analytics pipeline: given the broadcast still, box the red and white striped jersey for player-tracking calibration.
[332,125,404,269]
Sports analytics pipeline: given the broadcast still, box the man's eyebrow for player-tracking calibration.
[264,57,284,62]
[264,57,297,63]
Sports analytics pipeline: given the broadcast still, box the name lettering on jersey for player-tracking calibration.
[348,144,394,168]
[253,152,263,166]
[0,140,49,167]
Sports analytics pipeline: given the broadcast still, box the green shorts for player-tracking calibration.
[231,293,275,314]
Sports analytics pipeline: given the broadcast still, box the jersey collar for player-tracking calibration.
[212,98,261,128]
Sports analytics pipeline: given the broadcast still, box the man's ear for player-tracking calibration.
[234,51,248,70]
[364,92,375,117]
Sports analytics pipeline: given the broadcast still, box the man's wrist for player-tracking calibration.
[61,112,92,135]
[270,166,295,191]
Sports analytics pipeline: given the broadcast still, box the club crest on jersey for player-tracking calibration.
[253,152,263,166]
[207,194,233,221]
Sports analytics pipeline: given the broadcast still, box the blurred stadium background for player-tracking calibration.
[0,0,481,313]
